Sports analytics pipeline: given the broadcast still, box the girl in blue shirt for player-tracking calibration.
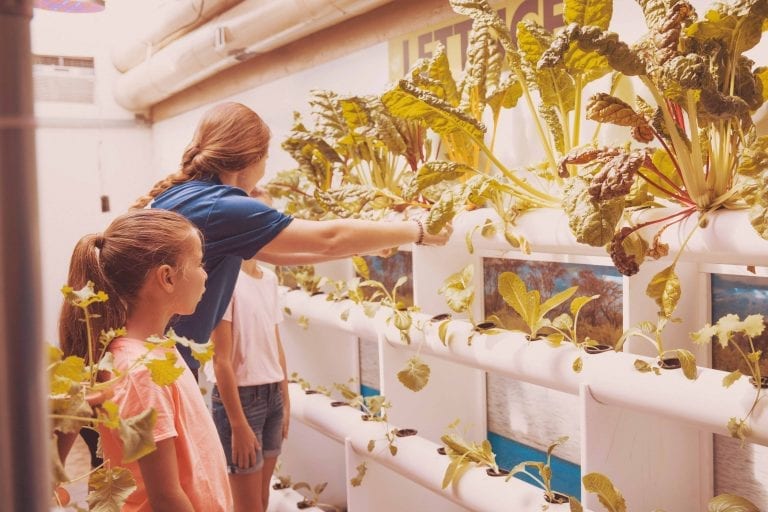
[132,102,451,370]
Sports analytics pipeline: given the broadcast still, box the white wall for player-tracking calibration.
[150,42,390,182]
[31,4,156,344]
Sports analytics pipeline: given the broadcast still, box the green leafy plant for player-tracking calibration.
[691,313,766,442]
[276,265,328,295]
[272,461,293,490]
[497,270,578,341]
[292,480,339,511]
[359,275,420,344]
[333,380,405,456]
[437,264,505,346]
[568,471,627,512]
[333,380,391,422]
[267,90,433,221]
[383,0,628,248]
[290,372,331,396]
[506,436,573,505]
[440,419,499,489]
[615,316,698,380]
[51,282,212,511]
[544,0,768,320]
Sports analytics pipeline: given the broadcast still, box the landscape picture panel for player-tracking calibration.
[482,258,624,346]
[711,274,768,375]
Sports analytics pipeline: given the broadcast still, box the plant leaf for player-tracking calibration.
[118,408,157,463]
[145,352,185,386]
[722,370,743,388]
[438,264,475,314]
[564,0,612,30]
[438,320,451,346]
[563,177,624,247]
[397,356,431,392]
[351,256,370,279]
[707,493,761,512]
[676,348,698,380]
[87,466,137,512]
[582,472,627,512]
[382,80,485,141]
[350,462,368,487]
[634,359,653,373]
[410,161,474,195]
[570,294,599,317]
[573,357,584,373]
[498,271,537,330]
[645,264,681,318]
[540,286,578,318]
[425,191,456,235]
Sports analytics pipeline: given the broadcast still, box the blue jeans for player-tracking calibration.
[211,382,284,474]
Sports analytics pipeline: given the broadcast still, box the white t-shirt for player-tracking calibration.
[206,267,285,386]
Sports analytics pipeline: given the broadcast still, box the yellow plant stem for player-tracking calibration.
[475,140,560,208]
[572,75,583,151]
[685,91,708,202]
[80,305,96,387]
[642,77,705,207]
[515,70,559,173]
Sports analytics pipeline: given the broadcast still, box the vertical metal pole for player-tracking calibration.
[0,1,48,511]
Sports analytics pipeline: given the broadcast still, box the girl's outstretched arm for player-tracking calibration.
[138,438,195,512]
[258,218,451,260]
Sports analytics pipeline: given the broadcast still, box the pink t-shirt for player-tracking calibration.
[99,337,232,512]
[205,268,285,386]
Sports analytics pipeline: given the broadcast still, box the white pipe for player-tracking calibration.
[289,384,580,512]
[282,291,768,447]
[114,0,392,111]
[454,207,768,267]
[111,0,241,73]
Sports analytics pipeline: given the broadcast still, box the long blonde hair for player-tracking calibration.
[132,102,270,209]
[58,209,200,359]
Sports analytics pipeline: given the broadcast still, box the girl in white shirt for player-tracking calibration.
[208,257,289,512]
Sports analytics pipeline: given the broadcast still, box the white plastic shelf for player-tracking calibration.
[288,384,582,512]
[282,291,768,447]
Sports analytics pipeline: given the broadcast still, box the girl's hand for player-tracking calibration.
[282,404,290,440]
[421,223,453,246]
[231,423,260,469]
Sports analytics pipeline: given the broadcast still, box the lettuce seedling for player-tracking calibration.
[691,313,766,443]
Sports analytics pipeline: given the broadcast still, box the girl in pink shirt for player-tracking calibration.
[58,209,233,511]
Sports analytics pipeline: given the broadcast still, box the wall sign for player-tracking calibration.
[388,0,565,81]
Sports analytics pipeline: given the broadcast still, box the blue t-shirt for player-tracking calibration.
[152,178,293,369]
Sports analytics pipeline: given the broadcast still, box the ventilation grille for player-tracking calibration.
[33,54,95,104]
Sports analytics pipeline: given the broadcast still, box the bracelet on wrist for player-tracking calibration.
[413,218,425,245]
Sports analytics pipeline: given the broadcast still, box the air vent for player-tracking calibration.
[33,54,95,104]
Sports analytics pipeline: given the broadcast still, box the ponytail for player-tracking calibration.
[58,234,124,361]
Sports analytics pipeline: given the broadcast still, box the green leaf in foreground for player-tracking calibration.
[118,408,157,463]
[87,466,137,512]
